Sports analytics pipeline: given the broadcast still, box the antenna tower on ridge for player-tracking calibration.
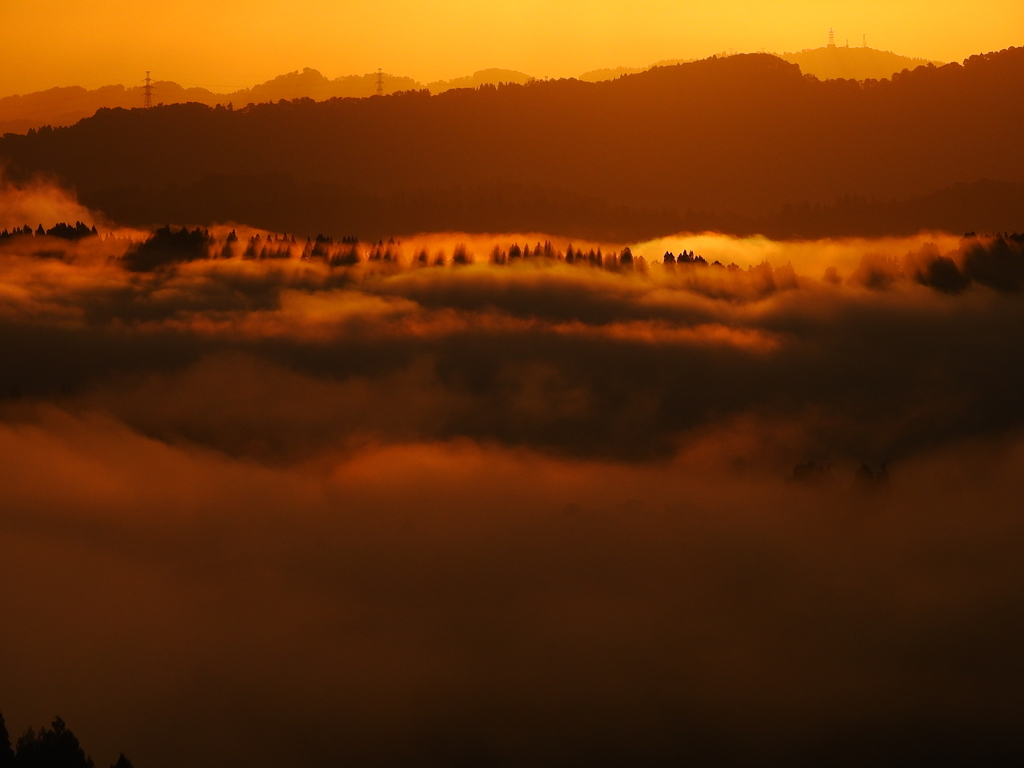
[143,71,153,108]
[863,34,867,48]
[375,68,384,96]
[827,28,836,48]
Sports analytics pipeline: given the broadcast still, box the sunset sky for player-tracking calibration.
[3,0,1022,95]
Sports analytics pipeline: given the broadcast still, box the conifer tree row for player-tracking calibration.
[0,709,133,768]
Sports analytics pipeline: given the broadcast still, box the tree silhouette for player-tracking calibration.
[962,232,1024,291]
[452,244,471,265]
[0,709,13,768]
[44,222,97,240]
[121,225,213,271]
[14,717,94,768]
[0,711,132,768]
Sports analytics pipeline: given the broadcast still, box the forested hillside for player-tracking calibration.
[3,49,1022,239]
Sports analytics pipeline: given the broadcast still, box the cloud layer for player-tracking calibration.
[2,206,1024,765]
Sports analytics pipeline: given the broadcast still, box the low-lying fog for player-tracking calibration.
[2,181,1023,766]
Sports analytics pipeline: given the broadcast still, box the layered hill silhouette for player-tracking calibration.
[577,45,940,83]
[782,44,941,81]
[2,45,938,136]
[2,48,1022,240]
[0,82,220,136]
[0,68,533,135]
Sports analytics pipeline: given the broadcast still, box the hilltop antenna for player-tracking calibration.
[375,68,384,96]
[827,28,836,48]
[863,34,867,48]
[143,71,153,108]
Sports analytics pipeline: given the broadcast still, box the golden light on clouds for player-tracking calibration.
[3,0,1022,94]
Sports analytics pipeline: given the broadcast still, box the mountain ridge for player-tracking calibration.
[3,47,1022,240]
[579,45,942,81]
[0,67,535,135]
[1,45,946,135]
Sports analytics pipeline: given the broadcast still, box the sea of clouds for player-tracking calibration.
[1,181,1023,766]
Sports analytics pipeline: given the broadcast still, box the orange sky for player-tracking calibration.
[2,0,1022,95]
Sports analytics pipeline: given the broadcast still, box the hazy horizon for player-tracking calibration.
[0,42,945,100]
[3,0,1021,95]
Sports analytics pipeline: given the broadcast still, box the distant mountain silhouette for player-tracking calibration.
[0,82,221,135]
[0,44,945,136]
[579,46,942,84]
[578,59,691,82]
[425,68,533,92]
[0,68,535,135]
[3,48,1022,240]
[239,68,421,102]
[781,45,943,81]
[0,42,944,135]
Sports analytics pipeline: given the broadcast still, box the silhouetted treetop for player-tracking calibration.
[0,226,35,239]
[0,710,13,768]
[961,232,1024,292]
[14,717,94,768]
[0,223,97,241]
[45,222,98,240]
[122,225,213,271]
[0,711,134,768]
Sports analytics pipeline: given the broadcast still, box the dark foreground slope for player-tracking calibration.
[2,49,1023,239]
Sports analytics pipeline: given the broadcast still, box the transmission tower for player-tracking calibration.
[827,28,835,48]
[143,71,153,108]
[375,68,384,96]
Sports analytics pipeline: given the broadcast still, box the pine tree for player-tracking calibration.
[0,709,14,768]
[15,716,94,768]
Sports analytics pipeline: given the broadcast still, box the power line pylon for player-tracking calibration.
[143,71,153,108]
[375,68,384,96]
[827,28,836,48]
